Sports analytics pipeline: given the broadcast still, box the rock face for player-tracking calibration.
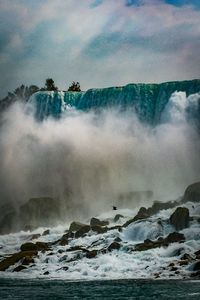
[0,251,38,271]
[170,207,189,231]
[134,232,185,252]
[183,182,200,203]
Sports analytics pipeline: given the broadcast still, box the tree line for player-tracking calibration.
[0,79,81,113]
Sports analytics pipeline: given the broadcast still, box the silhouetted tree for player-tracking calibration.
[45,78,58,91]
[0,84,40,114]
[68,81,81,92]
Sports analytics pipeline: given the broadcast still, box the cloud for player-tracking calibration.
[0,0,199,97]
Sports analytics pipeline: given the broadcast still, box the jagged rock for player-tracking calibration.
[75,225,91,238]
[123,200,179,228]
[20,242,38,252]
[165,232,185,243]
[0,251,38,271]
[180,253,192,261]
[69,221,89,232]
[183,182,200,203]
[13,265,27,272]
[42,229,50,236]
[21,256,35,265]
[86,250,98,259]
[169,207,189,231]
[134,232,185,252]
[59,233,69,246]
[179,260,189,266]
[30,234,41,240]
[43,271,49,275]
[123,207,150,227]
[114,214,124,222]
[91,225,108,234]
[195,249,200,258]
[107,242,121,252]
[90,218,109,227]
[20,242,49,252]
[193,261,200,271]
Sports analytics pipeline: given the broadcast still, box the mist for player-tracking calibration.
[0,92,200,226]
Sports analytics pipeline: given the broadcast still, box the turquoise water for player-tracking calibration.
[0,279,200,299]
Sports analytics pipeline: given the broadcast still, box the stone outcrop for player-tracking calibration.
[134,232,185,252]
[183,182,200,203]
[170,207,189,231]
[90,217,109,227]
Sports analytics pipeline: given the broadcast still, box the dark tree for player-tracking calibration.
[68,81,81,92]
[45,78,58,91]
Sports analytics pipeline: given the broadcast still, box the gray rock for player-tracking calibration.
[90,217,109,227]
[170,207,189,231]
[183,182,200,203]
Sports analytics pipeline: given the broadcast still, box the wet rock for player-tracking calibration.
[107,242,121,252]
[20,242,50,252]
[123,207,150,227]
[170,207,189,231]
[114,237,122,243]
[43,271,49,275]
[30,234,41,240]
[148,201,177,216]
[59,233,69,246]
[90,218,109,227]
[0,251,38,271]
[194,249,200,257]
[180,253,192,261]
[165,232,185,243]
[21,256,35,265]
[91,225,108,234]
[86,250,98,259]
[134,232,185,252]
[42,229,50,236]
[193,261,200,271]
[20,242,38,252]
[75,225,91,238]
[114,214,124,222]
[183,181,200,203]
[179,260,189,266]
[13,265,27,272]
[69,221,89,232]
[170,266,178,272]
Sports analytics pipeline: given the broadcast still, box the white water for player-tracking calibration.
[0,91,199,280]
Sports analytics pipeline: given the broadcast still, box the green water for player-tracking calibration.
[0,279,200,299]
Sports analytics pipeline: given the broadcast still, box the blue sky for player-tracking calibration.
[0,0,199,97]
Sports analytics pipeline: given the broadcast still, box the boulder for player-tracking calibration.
[114,214,124,222]
[193,261,200,271]
[69,221,88,232]
[86,250,98,259]
[91,225,108,234]
[0,251,38,271]
[165,232,185,243]
[183,182,200,203]
[107,242,121,252]
[169,207,189,231]
[134,232,185,252]
[20,242,49,252]
[30,234,41,240]
[13,265,27,272]
[20,242,38,252]
[123,207,150,227]
[42,229,50,236]
[75,225,91,238]
[90,218,109,227]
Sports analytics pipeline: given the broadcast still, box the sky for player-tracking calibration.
[0,0,200,97]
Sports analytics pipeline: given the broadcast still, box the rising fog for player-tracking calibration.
[0,92,199,223]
